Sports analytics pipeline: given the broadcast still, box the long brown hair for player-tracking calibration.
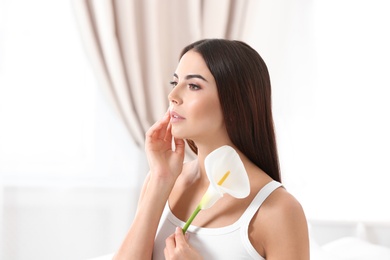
[180,39,281,182]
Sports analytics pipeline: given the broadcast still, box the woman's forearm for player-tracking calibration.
[114,108,185,259]
[113,174,175,260]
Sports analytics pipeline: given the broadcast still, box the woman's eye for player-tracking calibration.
[169,81,178,88]
[189,84,200,90]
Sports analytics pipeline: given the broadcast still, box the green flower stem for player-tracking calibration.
[182,204,202,234]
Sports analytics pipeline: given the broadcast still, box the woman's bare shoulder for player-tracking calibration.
[249,186,310,259]
[261,187,306,220]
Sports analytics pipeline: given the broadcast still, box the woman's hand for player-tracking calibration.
[145,109,185,183]
[164,227,203,260]
[113,111,186,260]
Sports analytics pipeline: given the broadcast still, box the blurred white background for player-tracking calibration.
[0,0,389,259]
[249,0,390,222]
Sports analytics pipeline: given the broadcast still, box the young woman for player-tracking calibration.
[114,39,309,260]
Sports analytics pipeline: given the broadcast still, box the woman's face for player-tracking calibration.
[168,50,227,145]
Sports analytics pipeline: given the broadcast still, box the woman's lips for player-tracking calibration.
[170,111,185,123]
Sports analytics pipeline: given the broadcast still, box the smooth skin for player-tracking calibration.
[113,51,309,260]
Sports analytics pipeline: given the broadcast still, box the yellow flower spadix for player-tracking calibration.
[218,171,230,185]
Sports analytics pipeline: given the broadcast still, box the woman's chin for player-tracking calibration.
[171,132,187,140]
[171,129,184,139]
[171,127,199,141]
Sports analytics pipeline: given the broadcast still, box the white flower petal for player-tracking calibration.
[182,145,251,232]
[204,145,250,199]
[199,186,223,209]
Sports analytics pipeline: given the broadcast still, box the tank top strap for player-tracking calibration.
[240,180,283,225]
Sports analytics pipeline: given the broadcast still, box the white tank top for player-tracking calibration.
[152,180,282,259]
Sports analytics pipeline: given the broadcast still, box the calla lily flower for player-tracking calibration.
[182,145,250,233]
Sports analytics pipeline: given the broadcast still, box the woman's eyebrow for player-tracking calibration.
[173,73,208,82]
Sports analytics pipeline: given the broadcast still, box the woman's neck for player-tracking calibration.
[195,141,236,178]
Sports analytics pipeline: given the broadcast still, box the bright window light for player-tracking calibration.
[0,0,96,178]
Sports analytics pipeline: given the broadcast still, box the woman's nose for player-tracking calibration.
[168,86,182,105]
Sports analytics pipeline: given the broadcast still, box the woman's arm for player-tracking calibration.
[251,188,310,260]
[113,111,185,260]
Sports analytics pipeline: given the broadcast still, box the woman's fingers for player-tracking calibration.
[164,233,176,258]
[158,110,171,140]
[144,109,184,180]
[145,110,171,143]
[164,228,202,260]
[174,227,188,246]
[163,121,172,143]
[173,136,185,155]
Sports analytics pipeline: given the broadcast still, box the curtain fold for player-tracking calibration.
[72,0,257,148]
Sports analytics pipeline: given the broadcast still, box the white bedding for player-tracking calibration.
[309,220,390,260]
[311,236,390,260]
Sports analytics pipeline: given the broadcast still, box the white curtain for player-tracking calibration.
[72,0,258,148]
